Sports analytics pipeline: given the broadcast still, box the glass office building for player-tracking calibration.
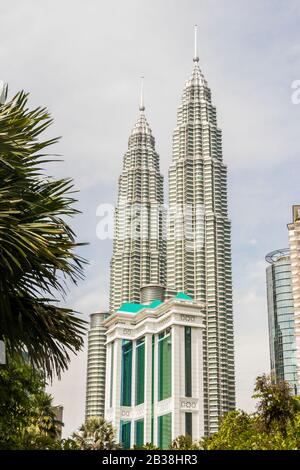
[266,249,298,394]
[104,292,205,449]
[288,205,300,394]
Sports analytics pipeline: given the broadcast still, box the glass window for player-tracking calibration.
[135,337,145,405]
[158,330,172,401]
[185,327,192,397]
[121,340,132,406]
[135,419,144,448]
[158,413,172,449]
[110,342,114,408]
[120,420,131,449]
[185,412,192,438]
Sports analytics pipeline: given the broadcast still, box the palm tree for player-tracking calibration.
[72,417,119,450]
[0,85,86,379]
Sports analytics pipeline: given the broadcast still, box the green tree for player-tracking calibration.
[202,410,263,450]
[133,442,160,450]
[170,435,201,450]
[253,374,300,436]
[72,417,119,450]
[203,375,300,450]
[0,356,63,449]
[0,86,86,378]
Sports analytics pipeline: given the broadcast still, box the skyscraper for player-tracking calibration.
[85,312,108,419]
[266,249,298,394]
[167,27,235,434]
[109,82,166,313]
[288,205,300,391]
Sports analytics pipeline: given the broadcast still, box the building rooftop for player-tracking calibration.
[265,248,290,264]
[117,292,193,314]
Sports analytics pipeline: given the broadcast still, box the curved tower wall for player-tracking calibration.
[266,249,298,394]
[85,312,109,419]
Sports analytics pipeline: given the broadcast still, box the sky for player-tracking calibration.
[1,0,300,437]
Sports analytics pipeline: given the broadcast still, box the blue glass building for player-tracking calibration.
[266,249,298,394]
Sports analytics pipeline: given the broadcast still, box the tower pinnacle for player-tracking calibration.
[139,76,145,111]
[193,24,199,62]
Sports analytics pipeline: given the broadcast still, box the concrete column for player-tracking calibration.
[172,325,182,440]
[153,334,158,446]
[112,338,122,440]
[193,327,204,438]
[131,339,136,448]
[104,342,112,415]
[144,333,153,444]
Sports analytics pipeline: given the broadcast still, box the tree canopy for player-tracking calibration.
[0,356,62,449]
[203,375,300,450]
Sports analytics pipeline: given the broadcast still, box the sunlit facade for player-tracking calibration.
[109,96,166,313]
[288,205,300,392]
[166,37,235,434]
[104,293,205,449]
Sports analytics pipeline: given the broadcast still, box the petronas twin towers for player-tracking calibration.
[109,28,235,435]
[109,91,166,313]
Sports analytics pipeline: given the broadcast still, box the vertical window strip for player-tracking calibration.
[120,420,131,449]
[135,337,145,405]
[185,327,192,397]
[121,340,132,406]
[158,329,172,401]
[185,412,192,438]
[134,419,144,447]
[110,342,114,408]
[158,413,172,449]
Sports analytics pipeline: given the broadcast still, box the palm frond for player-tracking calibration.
[0,89,87,379]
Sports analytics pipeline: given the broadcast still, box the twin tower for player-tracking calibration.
[109,29,235,435]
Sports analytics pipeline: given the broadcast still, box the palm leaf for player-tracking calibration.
[0,88,87,379]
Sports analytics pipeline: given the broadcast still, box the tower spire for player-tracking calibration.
[139,76,145,111]
[193,24,199,62]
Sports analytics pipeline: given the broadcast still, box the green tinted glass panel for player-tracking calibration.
[158,413,172,449]
[120,420,131,449]
[185,327,192,397]
[110,342,114,407]
[135,419,144,447]
[185,412,192,438]
[158,331,172,401]
[135,337,145,405]
[121,340,132,406]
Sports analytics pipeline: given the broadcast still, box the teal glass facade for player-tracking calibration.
[266,250,298,394]
[134,419,144,447]
[135,337,145,405]
[110,342,114,407]
[158,329,172,401]
[121,340,133,406]
[158,413,172,449]
[120,420,131,449]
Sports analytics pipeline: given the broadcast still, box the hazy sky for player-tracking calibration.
[1,0,300,437]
